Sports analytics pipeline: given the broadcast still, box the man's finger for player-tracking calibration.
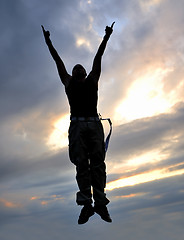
[111,22,115,29]
[41,25,45,32]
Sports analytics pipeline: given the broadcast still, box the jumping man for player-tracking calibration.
[42,22,114,224]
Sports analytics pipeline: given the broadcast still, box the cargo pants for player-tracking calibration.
[68,120,110,206]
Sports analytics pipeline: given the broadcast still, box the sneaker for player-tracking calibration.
[94,205,112,223]
[78,204,94,224]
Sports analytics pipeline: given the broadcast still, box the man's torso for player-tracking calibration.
[65,75,98,117]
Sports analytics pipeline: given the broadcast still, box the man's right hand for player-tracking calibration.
[105,22,115,37]
[41,25,50,42]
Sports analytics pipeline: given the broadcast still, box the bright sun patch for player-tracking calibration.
[47,114,70,150]
[114,68,174,124]
[76,37,91,49]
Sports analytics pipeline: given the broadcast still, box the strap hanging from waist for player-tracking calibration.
[99,116,112,152]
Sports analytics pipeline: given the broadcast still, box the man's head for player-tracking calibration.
[72,64,87,80]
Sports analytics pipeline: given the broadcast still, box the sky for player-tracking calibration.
[1,0,184,239]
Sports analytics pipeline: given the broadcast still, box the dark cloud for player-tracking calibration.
[0,147,72,183]
[1,175,184,240]
[0,0,81,122]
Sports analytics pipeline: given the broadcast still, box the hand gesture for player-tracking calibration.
[41,25,50,42]
[105,22,115,37]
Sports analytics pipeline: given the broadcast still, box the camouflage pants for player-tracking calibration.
[68,120,110,206]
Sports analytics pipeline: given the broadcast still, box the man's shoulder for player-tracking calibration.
[87,71,99,85]
[64,75,72,89]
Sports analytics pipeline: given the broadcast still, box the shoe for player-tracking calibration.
[94,205,112,223]
[78,204,94,224]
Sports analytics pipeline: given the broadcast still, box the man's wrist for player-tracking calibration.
[103,34,111,41]
[46,37,52,45]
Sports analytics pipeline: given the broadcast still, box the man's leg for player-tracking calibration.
[68,121,94,224]
[87,121,109,204]
[69,121,92,205]
[88,121,112,222]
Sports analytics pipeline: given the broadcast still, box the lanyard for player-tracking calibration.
[100,116,112,152]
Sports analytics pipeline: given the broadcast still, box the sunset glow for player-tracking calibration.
[106,163,184,191]
[47,114,69,150]
[126,149,169,167]
[0,198,20,208]
[114,68,174,123]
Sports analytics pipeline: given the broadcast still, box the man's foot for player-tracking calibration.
[94,205,112,223]
[78,204,94,224]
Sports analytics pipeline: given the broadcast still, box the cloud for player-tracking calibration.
[1,176,184,240]
[1,0,184,239]
[108,102,184,162]
[109,174,184,216]
[96,0,184,119]
[0,147,72,184]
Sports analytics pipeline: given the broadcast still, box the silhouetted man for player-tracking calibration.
[42,22,114,224]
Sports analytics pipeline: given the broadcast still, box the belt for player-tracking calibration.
[70,116,100,122]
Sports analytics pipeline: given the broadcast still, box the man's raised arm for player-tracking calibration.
[90,22,115,84]
[41,25,71,87]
